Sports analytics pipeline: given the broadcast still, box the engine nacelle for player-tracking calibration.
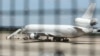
[90,19,97,26]
[29,33,40,39]
[29,33,35,39]
[75,18,97,27]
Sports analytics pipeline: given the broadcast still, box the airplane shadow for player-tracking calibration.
[70,41,100,44]
[22,40,69,43]
[22,40,100,45]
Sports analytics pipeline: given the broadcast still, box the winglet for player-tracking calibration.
[82,3,96,19]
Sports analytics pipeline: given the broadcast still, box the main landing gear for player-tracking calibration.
[44,36,69,42]
[23,34,69,42]
[53,37,69,42]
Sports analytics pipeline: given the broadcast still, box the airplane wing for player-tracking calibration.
[74,27,86,36]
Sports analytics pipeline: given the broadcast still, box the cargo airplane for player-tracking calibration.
[7,3,97,42]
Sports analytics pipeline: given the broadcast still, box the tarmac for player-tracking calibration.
[0,33,100,56]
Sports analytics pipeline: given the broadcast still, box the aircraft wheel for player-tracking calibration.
[53,37,58,42]
[34,35,40,39]
[57,38,61,42]
[63,38,69,42]
[53,37,61,42]
[23,37,29,40]
[45,39,51,41]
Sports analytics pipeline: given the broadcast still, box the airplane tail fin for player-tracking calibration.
[82,3,96,19]
[75,3,97,28]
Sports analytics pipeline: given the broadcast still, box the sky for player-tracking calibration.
[0,0,100,27]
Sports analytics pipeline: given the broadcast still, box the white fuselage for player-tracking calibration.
[22,24,91,38]
[6,3,96,40]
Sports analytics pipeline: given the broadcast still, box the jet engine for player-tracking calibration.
[29,33,35,39]
[29,33,40,39]
[90,19,97,26]
[75,18,97,27]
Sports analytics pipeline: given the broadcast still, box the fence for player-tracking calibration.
[0,0,99,56]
